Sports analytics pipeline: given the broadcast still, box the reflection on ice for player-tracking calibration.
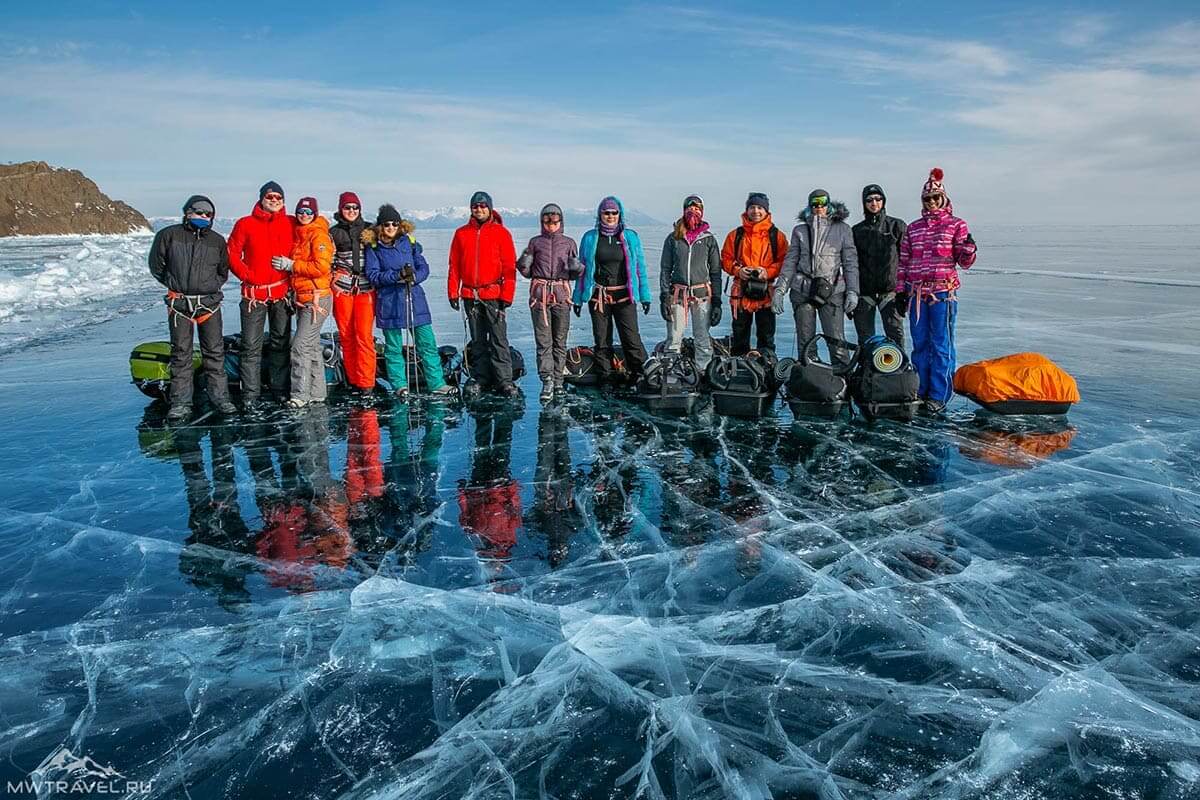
[2,384,1200,798]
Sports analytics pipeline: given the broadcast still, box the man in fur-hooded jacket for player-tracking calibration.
[773,189,859,365]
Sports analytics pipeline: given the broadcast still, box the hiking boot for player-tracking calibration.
[214,399,238,416]
[497,383,520,399]
[922,399,946,416]
[539,384,554,403]
[429,385,457,400]
[285,398,307,409]
[166,404,191,423]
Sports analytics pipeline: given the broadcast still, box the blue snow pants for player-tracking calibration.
[909,292,957,405]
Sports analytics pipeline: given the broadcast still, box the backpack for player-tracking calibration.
[849,335,920,419]
[733,226,781,301]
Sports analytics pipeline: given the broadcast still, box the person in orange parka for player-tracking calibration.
[227,180,296,408]
[447,191,519,397]
[281,196,334,407]
[720,192,789,355]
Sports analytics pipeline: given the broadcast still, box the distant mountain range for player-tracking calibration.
[150,206,661,232]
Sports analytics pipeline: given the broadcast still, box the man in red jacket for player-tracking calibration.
[448,191,518,397]
[227,180,296,410]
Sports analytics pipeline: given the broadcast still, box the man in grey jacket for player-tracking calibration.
[773,189,859,366]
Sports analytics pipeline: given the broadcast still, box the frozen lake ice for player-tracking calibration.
[0,224,1198,799]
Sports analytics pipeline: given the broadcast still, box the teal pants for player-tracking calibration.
[383,325,446,390]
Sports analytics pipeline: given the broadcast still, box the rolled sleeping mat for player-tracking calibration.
[867,340,905,374]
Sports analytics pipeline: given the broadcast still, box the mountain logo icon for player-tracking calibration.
[33,746,126,781]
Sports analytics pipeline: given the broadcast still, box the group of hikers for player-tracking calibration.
[149,167,977,422]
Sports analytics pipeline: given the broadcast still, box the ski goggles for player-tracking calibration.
[295,208,316,216]
[809,196,829,207]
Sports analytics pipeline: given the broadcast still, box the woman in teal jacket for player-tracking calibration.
[573,196,651,381]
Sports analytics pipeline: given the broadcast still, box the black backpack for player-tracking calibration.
[732,226,781,301]
[778,334,857,404]
[639,353,701,395]
[706,350,778,394]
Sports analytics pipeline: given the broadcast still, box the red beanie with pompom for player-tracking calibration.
[922,167,946,199]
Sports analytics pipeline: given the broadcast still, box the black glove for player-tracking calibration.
[965,233,976,247]
[708,303,722,327]
[641,302,651,315]
[400,265,416,285]
[449,297,460,311]
[573,304,582,317]
[894,292,909,317]
[660,300,671,322]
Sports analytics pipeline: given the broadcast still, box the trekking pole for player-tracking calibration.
[405,269,420,417]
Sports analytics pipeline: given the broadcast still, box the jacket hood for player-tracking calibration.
[373,219,415,243]
[472,210,505,227]
[594,195,625,229]
[861,184,887,214]
[251,203,290,223]
[740,212,775,232]
[799,201,850,224]
[539,203,565,235]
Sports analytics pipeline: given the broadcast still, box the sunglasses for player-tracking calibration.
[542,215,562,222]
[296,208,316,216]
[471,203,490,210]
[263,193,284,202]
[865,195,884,203]
[600,210,620,216]
[810,197,829,207]
[381,221,401,228]
[187,209,214,218]
[341,204,360,211]
[922,195,942,203]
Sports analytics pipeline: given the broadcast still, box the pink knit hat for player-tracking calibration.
[922,167,946,200]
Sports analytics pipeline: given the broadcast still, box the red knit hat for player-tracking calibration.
[338,191,361,210]
[295,196,319,215]
[922,167,947,200]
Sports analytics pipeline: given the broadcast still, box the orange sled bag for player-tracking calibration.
[954,353,1080,415]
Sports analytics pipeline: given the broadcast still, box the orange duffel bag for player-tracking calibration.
[954,353,1080,415]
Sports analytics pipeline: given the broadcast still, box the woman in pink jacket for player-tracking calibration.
[895,167,977,414]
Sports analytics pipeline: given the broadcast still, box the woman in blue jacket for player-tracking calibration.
[365,204,455,402]
[572,196,652,382]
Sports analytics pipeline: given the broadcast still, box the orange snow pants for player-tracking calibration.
[333,289,377,390]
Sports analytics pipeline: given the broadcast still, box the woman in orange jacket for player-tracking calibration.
[720,192,788,355]
[280,196,334,407]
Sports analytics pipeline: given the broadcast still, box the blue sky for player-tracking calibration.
[2,1,1198,225]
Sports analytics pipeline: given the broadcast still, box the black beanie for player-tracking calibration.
[259,180,284,200]
[469,190,493,210]
[745,192,770,212]
[376,204,403,225]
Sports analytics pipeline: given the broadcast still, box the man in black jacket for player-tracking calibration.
[851,184,908,347]
[149,195,237,421]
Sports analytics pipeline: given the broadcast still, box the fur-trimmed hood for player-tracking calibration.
[799,200,850,224]
[362,219,415,248]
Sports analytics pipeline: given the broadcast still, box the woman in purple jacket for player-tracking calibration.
[517,203,584,402]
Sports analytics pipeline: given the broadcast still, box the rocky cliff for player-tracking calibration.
[0,161,149,237]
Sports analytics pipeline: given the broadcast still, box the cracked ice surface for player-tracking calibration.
[1,226,1200,799]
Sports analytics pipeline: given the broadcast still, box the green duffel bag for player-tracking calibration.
[130,341,199,400]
